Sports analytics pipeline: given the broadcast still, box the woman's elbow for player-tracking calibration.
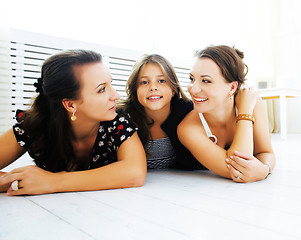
[127,164,147,188]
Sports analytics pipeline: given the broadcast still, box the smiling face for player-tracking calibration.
[72,62,120,123]
[188,57,237,113]
[136,63,174,116]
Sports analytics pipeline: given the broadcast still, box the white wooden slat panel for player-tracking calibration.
[13,91,36,98]
[12,63,41,72]
[10,77,35,84]
[108,57,136,64]
[11,70,40,79]
[110,69,132,76]
[109,62,134,71]
[112,80,127,86]
[10,56,44,66]
[12,96,35,103]
[0,28,13,133]
[10,42,62,55]
[0,90,13,97]
[111,74,129,81]
[12,84,35,91]
[0,28,192,134]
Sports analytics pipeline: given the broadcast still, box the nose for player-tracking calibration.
[149,81,158,91]
[110,86,120,101]
[188,81,201,95]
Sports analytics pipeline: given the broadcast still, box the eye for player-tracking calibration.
[189,76,195,82]
[140,80,148,85]
[98,87,105,93]
[202,79,211,83]
[158,79,166,83]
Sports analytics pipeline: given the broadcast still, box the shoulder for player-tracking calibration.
[178,110,201,135]
[99,114,137,145]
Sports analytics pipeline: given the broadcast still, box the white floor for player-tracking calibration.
[0,134,301,240]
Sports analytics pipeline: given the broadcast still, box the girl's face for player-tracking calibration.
[136,63,174,116]
[188,57,236,113]
[73,62,120,123]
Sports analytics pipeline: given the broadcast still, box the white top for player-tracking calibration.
[198,113,218,144]
[199,108,237,144]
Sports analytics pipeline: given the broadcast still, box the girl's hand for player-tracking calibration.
[235,88,258,114]
[0,165,57,196]
[226,151,269,183]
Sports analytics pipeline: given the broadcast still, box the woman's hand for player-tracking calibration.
[226,151,269,183]
[0,165,57,196]
[235,88,258,114]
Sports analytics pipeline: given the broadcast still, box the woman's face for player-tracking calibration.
[73,62,120,123]
[188,57,235,113]
[136,63,174,116]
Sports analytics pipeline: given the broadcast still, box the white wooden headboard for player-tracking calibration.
[0,28,191,134]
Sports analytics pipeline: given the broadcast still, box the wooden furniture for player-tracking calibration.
[257,88,301,139]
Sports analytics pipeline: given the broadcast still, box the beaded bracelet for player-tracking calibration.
[236,114,255,124]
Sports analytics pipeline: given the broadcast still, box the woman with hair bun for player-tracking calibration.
[178,45,276,182]
[0,49,146,195]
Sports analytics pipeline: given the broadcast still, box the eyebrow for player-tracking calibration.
[95,82,106,89]
[140,74,165,79]
[190,73,212,78]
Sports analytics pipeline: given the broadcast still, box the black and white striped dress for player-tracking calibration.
[146,137,176,169]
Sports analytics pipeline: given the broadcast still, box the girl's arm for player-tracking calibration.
[1,132,147,195]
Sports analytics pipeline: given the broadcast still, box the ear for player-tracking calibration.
[62,99,76,113]
[230,81,238,95]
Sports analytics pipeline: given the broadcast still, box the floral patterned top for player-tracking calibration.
[13,110,137,170]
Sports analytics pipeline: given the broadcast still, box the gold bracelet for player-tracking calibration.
[236,114,255,124]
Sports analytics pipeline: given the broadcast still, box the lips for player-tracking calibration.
[193,96,208,102]
[109,105,116,111]
[147,95,163,100]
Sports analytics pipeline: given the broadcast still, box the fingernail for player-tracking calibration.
[226,158,229,162]
[227,164,230,168]
[230,155,233,159]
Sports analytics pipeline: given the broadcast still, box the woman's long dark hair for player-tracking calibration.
[22,49,102,172]
[118,54,189,155]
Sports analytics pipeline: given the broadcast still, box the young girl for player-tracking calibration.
[178,45,276,182]
[119,54,205,170]
[0,49,146,195]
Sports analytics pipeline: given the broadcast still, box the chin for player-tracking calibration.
[100,112,117,122]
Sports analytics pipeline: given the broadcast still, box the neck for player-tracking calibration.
[145,105,171,126]
[203,100,236,128]
[71,119,99,141]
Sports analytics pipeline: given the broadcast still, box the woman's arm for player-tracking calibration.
[227,96,276,182]
[178,89,274,182]
[0,129,26,170]
[0,132,146,195]
[0,129,26,192]
[178,111,232,178]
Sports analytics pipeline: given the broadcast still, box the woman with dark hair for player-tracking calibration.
[0,49,146,195]
[119,54,205,170]
[178,45,276,182]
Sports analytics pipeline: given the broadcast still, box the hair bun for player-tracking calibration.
[233,47,244,59]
